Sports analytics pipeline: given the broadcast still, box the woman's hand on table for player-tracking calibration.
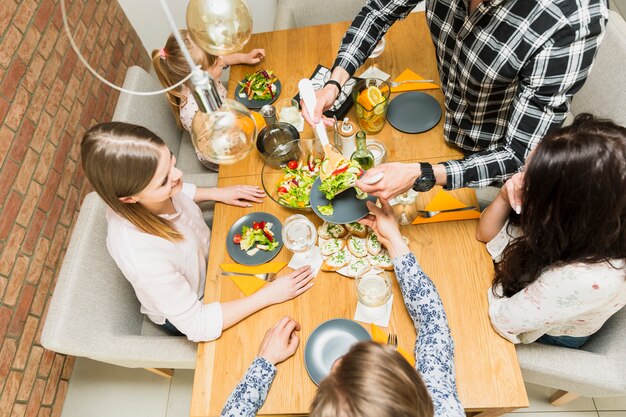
[356,162,420,200]
[261,265,314,304]
[359,199,410,259]
[258,316,301,365]
[212,185,266,207]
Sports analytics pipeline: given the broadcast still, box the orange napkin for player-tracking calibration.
[412,189,480,225]
[370,323,416,367]
[390,69,440,93]
[220,262,287,296]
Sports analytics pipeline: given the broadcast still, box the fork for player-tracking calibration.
[387,333,398,349]
[220,272,276,281]
[415,206,478,218]
[388,79,435,87]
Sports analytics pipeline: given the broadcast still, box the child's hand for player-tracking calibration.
[243,49,265,65]
[500,172,525,214]
[257,317,301,365]
[213,185,265,207]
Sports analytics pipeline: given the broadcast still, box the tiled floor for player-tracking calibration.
[61,358,626,417]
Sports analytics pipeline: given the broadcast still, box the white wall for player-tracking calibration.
[117,0,278,54]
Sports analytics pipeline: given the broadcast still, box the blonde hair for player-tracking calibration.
[81,122,183,241]
[310,342,434,417]
[152,29,218,127]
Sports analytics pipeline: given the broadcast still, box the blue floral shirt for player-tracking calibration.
[221,253,464,417]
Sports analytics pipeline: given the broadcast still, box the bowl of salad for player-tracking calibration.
[261,138,340,211]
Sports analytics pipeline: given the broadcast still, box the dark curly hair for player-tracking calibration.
[493,113,626,297]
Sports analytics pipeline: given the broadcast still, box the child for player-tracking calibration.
[152,30,264,168]
[477,114,626,348]
[80,122,314,342]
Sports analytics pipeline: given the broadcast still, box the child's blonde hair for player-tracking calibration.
[152,29,218,127]
[81,122,184,242]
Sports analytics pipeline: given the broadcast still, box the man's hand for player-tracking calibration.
[257,317,301,365]
[301,85,338,127]
[356,162,421,200]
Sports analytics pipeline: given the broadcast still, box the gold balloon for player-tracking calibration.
[187,0,253,55]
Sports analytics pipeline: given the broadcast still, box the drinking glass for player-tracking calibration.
[275,98,302,128]
[395,190,418,225]
[281,214,317,260]
[356,268,392,320]
[351,78,391,134]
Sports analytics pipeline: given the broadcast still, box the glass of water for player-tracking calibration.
[276,98,302,128]
[355,268,392,319]
[281,214,317,260]
[395,189,418,225]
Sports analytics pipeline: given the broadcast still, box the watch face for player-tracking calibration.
[413,177,436,192]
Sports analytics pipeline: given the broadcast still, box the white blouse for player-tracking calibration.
[106,183,222,342]
[487,221,626,344]
[179,82,228,132]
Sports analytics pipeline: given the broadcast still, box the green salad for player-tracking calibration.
[234,220,279,255]
[318,159,364,200]
[238,69,278,101]
[276,156,322,208]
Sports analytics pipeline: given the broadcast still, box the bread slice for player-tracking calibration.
[318,223,332,239]
[346,222,367,238]
[327,223,348,238]
[347,236,368,258]
[368,250,393,270]
[321,248,352,271]
[366,232,382,255]
[346,258,370,277]
[320,238,346,256]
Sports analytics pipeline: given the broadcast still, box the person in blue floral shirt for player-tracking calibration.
[220,199,464,417]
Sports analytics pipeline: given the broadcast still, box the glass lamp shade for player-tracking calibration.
[187,0,253,55]
[190,99,257,165]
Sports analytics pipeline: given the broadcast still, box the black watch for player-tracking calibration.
[412,162,436,192]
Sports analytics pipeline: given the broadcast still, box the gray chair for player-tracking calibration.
[517,306,626,405]
[41,193,200,377]
[273,0,366,30]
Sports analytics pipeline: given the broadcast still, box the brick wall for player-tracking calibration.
[0,1,151,416]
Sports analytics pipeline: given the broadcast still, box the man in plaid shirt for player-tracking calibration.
[305,0,608,199]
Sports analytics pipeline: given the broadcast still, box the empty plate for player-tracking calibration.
[304,319,371,385]
[386,92,442,134]
[310,177,377,224]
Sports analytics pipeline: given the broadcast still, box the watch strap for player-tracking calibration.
[324,80,342,96]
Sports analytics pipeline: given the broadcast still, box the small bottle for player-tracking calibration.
[338,117,356,158]
[350,131,375,170]
[258,104,300,166]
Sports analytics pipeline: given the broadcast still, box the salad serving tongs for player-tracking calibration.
[298,78,345,181]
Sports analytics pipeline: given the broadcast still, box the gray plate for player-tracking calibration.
[226,212,283,266]
[310,177,377,224]
[386,92,442,134]
[234,78,282,109]
[304,319,371,385]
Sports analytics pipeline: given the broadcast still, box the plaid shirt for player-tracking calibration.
[334,0,608,188]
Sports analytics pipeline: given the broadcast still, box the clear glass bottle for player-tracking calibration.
[257,104,300,166]
[350,131,375,170]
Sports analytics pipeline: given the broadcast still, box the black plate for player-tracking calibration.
[304,319,371,385]
[234,78,282,109]
[386,92,442,134]
[310,177,377,224]
[226,212,283,266]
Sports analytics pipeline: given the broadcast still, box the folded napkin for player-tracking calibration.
[220,262,287,296]
[358,66,391,81]
[355,295,393,327]
[391,69,439,93]
[370,323,416,366]
[412,189,480,225]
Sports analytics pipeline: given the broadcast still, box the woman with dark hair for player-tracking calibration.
[220,199,464,417]
[477,113,626,348]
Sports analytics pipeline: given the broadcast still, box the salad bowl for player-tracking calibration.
[261,138,340,211]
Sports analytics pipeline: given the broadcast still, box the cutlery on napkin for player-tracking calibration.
[370,323,416,366]
[219,262,287,296]
[412,190,480,225]
[391,69,439,92]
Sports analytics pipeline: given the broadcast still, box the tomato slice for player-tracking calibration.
[233,234,242,244]
[332,164,350,175]
[263,231,274,242]
[278,186,288,194]
[287,160,298,170]
[253,221,265,230]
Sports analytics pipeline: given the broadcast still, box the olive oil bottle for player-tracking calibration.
[350,131,374,170]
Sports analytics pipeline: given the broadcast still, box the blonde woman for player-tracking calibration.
[81,122,314,342]
[219,200,464,417]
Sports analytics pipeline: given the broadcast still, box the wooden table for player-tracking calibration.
[190,12,528,417]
